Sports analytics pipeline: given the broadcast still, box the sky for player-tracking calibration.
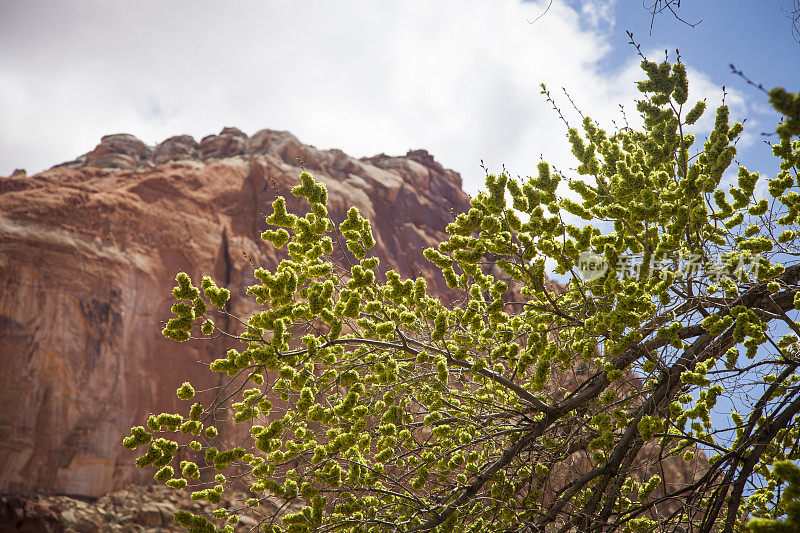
[1,0,799,196]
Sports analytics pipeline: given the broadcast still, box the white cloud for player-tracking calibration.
[578,0,618,28]
[0,0,746,195]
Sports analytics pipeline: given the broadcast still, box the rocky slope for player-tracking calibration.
[1,483,276,533]
[0,128,468,500]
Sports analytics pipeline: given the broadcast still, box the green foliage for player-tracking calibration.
[176,382,195,400]
[127,57,800,532]
[747,461,800,533]
[769,88,800,141]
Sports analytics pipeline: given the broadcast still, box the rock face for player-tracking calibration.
[0,483,296,532]
[0,128,468,498]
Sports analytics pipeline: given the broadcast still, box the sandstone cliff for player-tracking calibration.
[0,128,468,498]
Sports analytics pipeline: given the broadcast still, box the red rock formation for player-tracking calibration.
[1,483,294,532]
[153,135,199,165]
[0,128,467,497]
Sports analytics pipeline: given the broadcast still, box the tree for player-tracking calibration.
[124,56,800,533]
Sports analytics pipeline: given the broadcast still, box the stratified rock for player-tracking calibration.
[0,129,467,498]
[86,134,154,169]
[199,127,247,160]
[246,128,312,165]
[153,135,199,165]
